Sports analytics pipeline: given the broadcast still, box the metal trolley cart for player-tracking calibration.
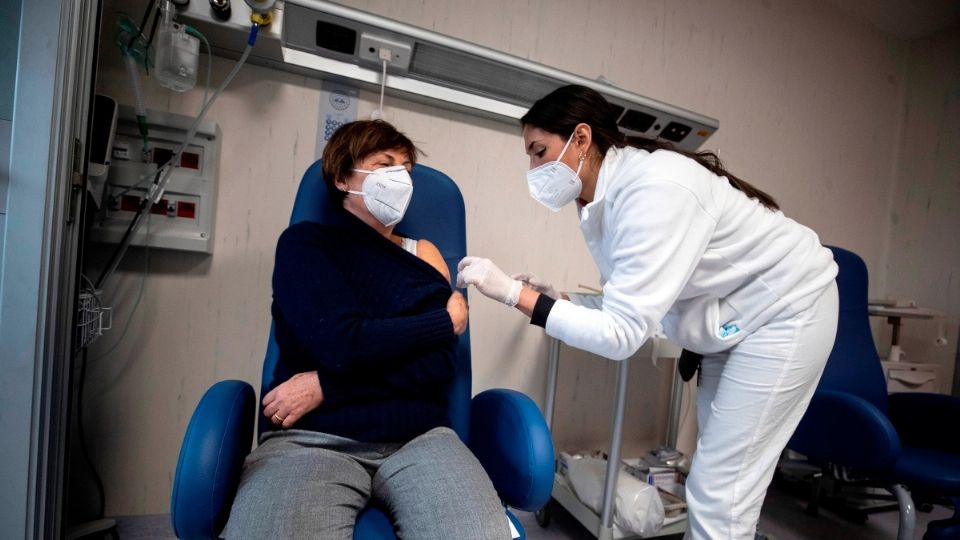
[537,336,688,540]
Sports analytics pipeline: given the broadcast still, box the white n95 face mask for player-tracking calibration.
[526,132,584,212]
[347,165,414,227]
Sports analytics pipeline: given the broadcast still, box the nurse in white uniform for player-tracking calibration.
[458,85,839,539]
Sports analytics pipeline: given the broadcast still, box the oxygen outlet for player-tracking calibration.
[245,0,276,26]
[250,11,272,27]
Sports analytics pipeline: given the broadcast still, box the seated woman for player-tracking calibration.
[225,120,509,539]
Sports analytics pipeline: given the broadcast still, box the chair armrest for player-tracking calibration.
[171,380,256,540]
[788,390,901,470]
[888,392,960,453]
[468,389,555,511]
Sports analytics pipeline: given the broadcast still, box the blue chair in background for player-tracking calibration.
[788,246,960,540]
[170,161,555,539]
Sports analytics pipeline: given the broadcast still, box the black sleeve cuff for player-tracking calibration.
[530,294,556,328]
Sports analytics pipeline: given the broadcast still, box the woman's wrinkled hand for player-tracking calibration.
[262,371,324,429]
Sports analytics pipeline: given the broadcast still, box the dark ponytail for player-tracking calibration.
[520,85,779,211]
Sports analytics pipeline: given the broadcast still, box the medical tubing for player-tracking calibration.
[123,24,147,116]
[151,27,256,203]
[96,25,258,291]
[145,5,162,50]
[107,169,156,204]
[160,0,174,27]
[76,348,107,518]
[128,0,158,49]
[185,26,212,113]
[93,214,151,361]
[123,54,149,149]
[95,173,156,290]
[140,5,162,77]
[79,219,153,522]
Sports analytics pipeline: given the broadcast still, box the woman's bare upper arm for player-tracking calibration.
[416,239,451,282]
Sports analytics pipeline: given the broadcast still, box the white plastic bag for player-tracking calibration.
[566,456,666,537]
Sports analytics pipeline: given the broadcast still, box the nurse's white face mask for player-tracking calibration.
[347,165,414,227]
[526,132,584,212]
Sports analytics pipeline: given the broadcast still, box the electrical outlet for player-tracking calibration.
[660,121,692,142]
[358,33,413,71]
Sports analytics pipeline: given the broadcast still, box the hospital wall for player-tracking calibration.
[881,25,960,385]
[81,0,956,516]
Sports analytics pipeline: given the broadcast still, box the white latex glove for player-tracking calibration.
[457,256,522,306]
[511,272,559,300]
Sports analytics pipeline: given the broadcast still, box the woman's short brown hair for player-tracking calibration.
[321,120,419,202]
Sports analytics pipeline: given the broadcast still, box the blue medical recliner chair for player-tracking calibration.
[170,161,555,539]
[788,246,960,540]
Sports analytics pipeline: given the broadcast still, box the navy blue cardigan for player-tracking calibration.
[266,209,457,443]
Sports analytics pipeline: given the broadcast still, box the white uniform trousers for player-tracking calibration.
[685,281,839,539]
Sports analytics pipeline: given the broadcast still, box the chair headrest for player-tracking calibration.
[289,160,467,276]
[818,245,888,413]
[828,246,869,313]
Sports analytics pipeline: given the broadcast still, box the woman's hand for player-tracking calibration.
[262,371,324,429]
[447,290,469,335]
[456,257,522,306]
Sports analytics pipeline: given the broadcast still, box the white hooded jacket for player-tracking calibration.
[544,146,838,360]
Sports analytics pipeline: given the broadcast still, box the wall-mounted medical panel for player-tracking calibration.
[90,106,219,254]
[177,1,718,151]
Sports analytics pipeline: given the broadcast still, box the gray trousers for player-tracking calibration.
[224,427,511,540]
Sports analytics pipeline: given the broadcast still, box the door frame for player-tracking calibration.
[0,0,101,537]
